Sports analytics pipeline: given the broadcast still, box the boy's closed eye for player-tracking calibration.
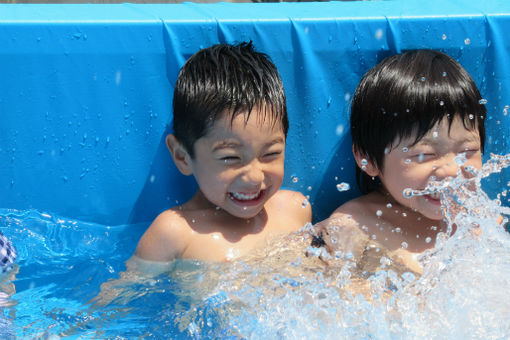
[217,154,242,164]
[262,149,283,160]
[410,152,437,163]
[408,145,437,163]
[460,145,480,157]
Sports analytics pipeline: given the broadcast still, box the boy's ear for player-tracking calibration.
[166,134,193,176]
[352,145,379,177]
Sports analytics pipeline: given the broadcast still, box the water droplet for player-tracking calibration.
[503,105,509,116]
[395,227,401,233]
[375,28,383,40]
[403,188,414,198]
[386,203,392,208]
[418,153,425,163]
[469,114,474,120]
[371,234,377,240]
[439,100,444,106]
[442,71,447,77]
[376,210,383,217]
[433,131,439,139]
[441,33,447,40]
[402,147,409,153]
[479,98,487,105]
[401,241,408,249]
[431,225,438,231]
[425,236,432,243]
[384,147,390,154]
[301,199,310,208]
[361,158,368,171]
[291,175,299,183]
[420,76,426,82]
[405,159,411,164]
[336,182,350,192]
[307,186,312,191]
[464,38,471,45]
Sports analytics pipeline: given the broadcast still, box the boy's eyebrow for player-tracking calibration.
[414,134,480,147]
[267,136,285,146]
[211,137,285,152]
[211,140,242,151]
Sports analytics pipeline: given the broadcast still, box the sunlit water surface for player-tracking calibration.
[1,154,509,339]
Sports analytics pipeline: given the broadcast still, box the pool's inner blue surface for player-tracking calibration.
[0,209,167,337]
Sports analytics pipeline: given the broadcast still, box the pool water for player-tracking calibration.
[1,154,510,339]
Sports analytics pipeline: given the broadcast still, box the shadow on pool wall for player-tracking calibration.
[1,0,509,226]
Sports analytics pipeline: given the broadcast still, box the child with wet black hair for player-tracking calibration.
[317,49,487,273]
[134,42,311,263]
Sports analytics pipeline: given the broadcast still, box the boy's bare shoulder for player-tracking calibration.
[134,208,192,262]
[313,194,379,255]
[330,192,380,222]
[272,189,307,203]
[269,189,312,228]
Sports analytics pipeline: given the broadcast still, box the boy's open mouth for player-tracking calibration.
[229,190,265,205]
[424,191,441,204]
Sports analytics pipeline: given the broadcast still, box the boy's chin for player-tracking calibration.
[417,208,445,221]
[228,208,263,220]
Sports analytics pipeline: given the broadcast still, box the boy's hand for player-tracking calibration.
[311,215,370,261]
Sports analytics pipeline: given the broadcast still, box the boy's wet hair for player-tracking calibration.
[172,41,288,157]
[351,49,486,193]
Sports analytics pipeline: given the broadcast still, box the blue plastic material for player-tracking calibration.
[1,0,509,225]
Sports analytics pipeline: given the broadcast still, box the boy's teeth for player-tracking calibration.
[429,192,441,199]
[231,192,259,200]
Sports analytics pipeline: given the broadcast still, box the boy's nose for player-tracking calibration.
[433,155,460,179]
[241,162,265,184]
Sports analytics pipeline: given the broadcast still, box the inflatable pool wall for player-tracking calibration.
[1,0,509,225]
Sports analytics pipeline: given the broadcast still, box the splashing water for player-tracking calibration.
[184,153,510,338]
[403,152,510,227]
[2,154,509,338]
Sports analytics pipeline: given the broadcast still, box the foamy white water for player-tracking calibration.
[192,153,510,339]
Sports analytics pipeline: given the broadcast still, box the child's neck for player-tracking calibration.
[375,188,450,252]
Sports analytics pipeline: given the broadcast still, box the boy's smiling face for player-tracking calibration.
[376,115,482,220]
[189,110,286,219]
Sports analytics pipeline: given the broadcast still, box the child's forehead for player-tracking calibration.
[395,116,481,147]
[211,109,285,133]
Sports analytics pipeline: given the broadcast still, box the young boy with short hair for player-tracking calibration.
[318,49,487,273]
[134,42,311,262]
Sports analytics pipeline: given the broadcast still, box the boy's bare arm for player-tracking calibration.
[134,210,189,262]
